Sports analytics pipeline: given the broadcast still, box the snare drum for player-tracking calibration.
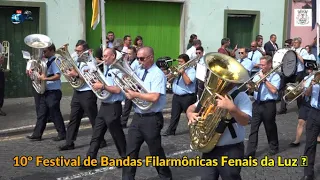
[272,49,297,77]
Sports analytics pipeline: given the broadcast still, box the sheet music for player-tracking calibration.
[21,50,31,60]
[196,63,206,81]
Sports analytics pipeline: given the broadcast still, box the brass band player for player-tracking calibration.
[245,56,281,157]
[162,54,197,136]
[59,40,107,151]
[0,42,6,116]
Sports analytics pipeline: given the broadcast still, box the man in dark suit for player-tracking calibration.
[264,34,278,57]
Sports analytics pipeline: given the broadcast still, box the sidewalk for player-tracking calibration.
[0,94,173,136]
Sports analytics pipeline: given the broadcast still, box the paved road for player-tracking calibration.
[0,96,319,180]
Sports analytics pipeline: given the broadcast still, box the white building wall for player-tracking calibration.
[184,0,286,52]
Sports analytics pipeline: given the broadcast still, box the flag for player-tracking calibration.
[312,0,316,29]
[91,0,100,30]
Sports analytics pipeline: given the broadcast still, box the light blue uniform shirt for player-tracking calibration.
[102,66,125,104]
[46,56,61,90]
[72,52,92,92]
[133,63,167,114]
[303,74,314,102]
[294,48,309,72]
[253,72,281,101]
[248,50,262,72]
[310,84,320,110]
[194,86,252,146]
[237,58,253,73]
[172,67,196,95]
[130,59,140,72]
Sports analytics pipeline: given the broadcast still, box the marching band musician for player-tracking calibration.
[26,44,66,141]
[59,40,107,151]
[290,62,320,147]
[300,69,320,180]
[186,81,252,180]
[122,47,172,180]
[121,46,140,128]
[195,46,206,99]
[237,48,253,74]
[278,37,309,114]
[81,48,127,169]
[245,56,281,157]
[248,41,263,77]
[162,54,197,136]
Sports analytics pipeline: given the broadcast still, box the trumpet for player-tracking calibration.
[167,56,200,82]
[283,71,320,104]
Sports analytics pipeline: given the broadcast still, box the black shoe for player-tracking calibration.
[268,149,279,156]
[0,109,6,116]
[100,140,107,149]
[300,175,314,180]
[52,136,66,141]
[26,135,41,141]
[59,144,75,151]
[162,131,175,136]
[289,142,300,147]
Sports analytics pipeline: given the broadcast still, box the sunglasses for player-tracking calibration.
[137,55,150,61]
[238,52,245,54]
[196,52,202,54]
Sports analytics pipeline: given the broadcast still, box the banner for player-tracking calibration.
[294,9,312,27]
[91,0,100,30]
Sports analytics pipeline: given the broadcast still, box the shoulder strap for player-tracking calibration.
[230,89,240,101]
[46,56,55,69]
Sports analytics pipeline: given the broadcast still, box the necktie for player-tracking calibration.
[104,66,109,77]
[77,62,80,69]
[176,75,182,85]
[250,52,254,60]
[256,82,264,104]
[141,69,148,81]
[240,59,244,63]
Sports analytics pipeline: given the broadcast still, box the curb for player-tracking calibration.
[0,108,172,137]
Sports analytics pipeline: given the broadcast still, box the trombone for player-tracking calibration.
[0,41,10,73]
[167,56,200,82]
[283,71,320,104]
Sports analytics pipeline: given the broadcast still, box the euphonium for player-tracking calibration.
[189,53,249,153]
[55,44,85,89]
[23,34,52,94]
[75,50,111,100]
[168,56,200,82]
[111,53,153,110]
[283,71,320,104]
[0,41,10,73]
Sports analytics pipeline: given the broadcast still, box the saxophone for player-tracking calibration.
[23,34,52,94]
[55,44,85,89]
[111,53,153,110]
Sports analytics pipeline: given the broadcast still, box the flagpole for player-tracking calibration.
[100,0,106,71]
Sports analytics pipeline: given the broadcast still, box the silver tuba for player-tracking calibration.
[23,34,52,94]
[111,52,153,110]
[55,44,85,89]
[76,50,111,100]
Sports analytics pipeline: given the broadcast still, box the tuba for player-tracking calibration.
[55,44,85,89]
[283,71,320,104]
[23,34,52,94]
[1,41,10,73]
[111,52,153,110]
[189,53,249,153]
[168,56,200,82]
